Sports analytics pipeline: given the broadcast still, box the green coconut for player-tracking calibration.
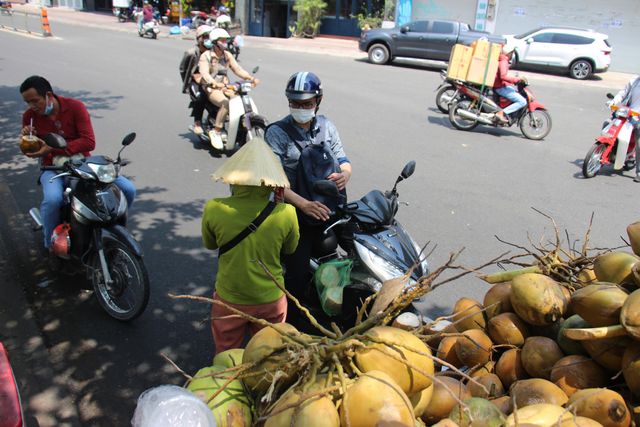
[212,348,244,368]
[448,397,506,427]
[557,315,590,356]
[570,284,628,327]
[593,252,639,286]
[187,365,252,426]
[621,288,640,340]
[510,273,566,326]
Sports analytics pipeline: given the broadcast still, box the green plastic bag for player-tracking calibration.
[313,259,353,316]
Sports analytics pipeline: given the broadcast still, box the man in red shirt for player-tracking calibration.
[493,44,527,124]
[20,75,136,252]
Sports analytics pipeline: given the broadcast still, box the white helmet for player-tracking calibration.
[209,28,231,41]
[502,44,516,55]
[196,25,213,38]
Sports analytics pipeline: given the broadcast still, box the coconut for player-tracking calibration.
[19,135,43,155]
[593,252,639,286]
[521,336,565,379]
[421,376,471,425]
[557,315,590,356]
[355,326,434,395]
[621,288,640,340]
[549,355,608,397]
[423,320,458,347]
[487,312,529,346]
[467,373,504,399]
[469,361,495,378]
[622,341,640,398]
[569,284,628,327]
[490,396,511,415]
[509,378,569,409]
[437,336,463,369]
[583,336,632,372]
[483,282,513,319]
[242,323,301,394]
[431,419,460,427]
[577,268,598,286]
[187,365,252,426]
[495,348,528,389]
[409,384,434,417]
[212,348,244,368]
[505,403,569,426]
[567,388,631,427]
[627,222,640,257]
[561,416,605,427]
[510,273,566,326]
[451,297,486,331]
[265,388,340,427]
[448,397,506,427]
[454,329,493,368]
[340,370,414,427]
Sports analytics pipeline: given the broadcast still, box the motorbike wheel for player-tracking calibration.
[448,100,479,131]
[152,32,157,39]
[582,142,606,178]
[519,109,552,140]
[90,238,150,321]
[118,16,126,22]
[241,116,267,145]
[435,84,456,114]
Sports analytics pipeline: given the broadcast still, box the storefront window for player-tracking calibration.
[340,0,354,18]
[325,0,336,17]
[252,0,261,22]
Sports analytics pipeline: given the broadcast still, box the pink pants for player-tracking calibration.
[211,293,287,355]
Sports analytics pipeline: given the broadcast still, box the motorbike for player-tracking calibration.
[582,94,639,178]
[191,66,267,154]
[113,6,135,22]
[137,17,160,39]
[448,79,552,141]
[227,35,241,60]
[190,10,210,28]
[435,70,467,114]
[29,133,150,321]
[306,161,429,329]
[0,0,13,16]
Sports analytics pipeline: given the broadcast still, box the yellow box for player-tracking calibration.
[465,41,501,86]
[447,44,474,80]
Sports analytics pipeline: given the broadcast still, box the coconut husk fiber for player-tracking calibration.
[211,137,290,188]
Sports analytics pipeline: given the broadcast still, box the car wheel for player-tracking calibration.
[569,59,593,80]
[368,43,390,65]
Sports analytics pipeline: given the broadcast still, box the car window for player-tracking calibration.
[532,32,554,43]
[407,21,428,32]
[432,21,455,34]
[552,33,594,44]
[514,28,542,39]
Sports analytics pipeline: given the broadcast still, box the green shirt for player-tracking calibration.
[201,185,299,304]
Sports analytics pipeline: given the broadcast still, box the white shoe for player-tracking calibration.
[209,130,224,150]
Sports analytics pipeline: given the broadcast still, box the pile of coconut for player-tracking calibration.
[170,219,640,427]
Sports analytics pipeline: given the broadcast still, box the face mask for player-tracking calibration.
[203,39,213,49]
[216,40,227,50]
[290,108,315,124]
[43,95,54,115]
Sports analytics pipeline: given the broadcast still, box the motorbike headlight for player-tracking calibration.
[616,107,630,118]
[88,162,117,183]
[355,241,407,292]
[241,82,252,92]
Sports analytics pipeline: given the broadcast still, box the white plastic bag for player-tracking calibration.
[131,385,216,427]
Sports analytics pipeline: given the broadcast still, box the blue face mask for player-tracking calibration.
[203,39,213,49]
[43,95,54,115]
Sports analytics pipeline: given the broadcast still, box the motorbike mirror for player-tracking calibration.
[400,160,416,179]
[251,66,259,74]
[122,132,136,146]
[313,180,340,198]
[42,133,67,149]
[400,25,409,33]
[606,93,614,100]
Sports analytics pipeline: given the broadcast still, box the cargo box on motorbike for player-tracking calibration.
[465,39,501,87]
[447,44,473,80]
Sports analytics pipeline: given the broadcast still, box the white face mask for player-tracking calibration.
[290,108,315,124]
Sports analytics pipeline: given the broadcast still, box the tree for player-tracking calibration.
[290,0,327,38]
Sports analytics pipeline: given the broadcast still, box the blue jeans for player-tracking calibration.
[39,171,136,249]
[495,86,527,116]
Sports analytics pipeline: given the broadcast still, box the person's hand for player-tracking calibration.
[251,77,260,87]
[25,143,52,159]
[300,199,331,221]
[21,125,35,136]
[327,171,349,191]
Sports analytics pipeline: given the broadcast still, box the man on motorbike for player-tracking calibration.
[180,25,213,135]
[493,44,527,124]
[202,138,299,354]
[610,75,640,181]
[19,75,136,254]
[198,28,259,150]
[138,0,153,31]
[265,71,352,327]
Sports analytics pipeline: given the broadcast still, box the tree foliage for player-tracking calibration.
[290,0,327,38]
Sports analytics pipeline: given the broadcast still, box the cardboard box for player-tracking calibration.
[447,44,473,80]
[465,40,501,87]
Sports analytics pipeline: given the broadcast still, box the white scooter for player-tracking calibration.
[134,11,160,39]
[197,66,267,154]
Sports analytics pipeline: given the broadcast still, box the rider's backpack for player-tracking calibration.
[269,116,342,225]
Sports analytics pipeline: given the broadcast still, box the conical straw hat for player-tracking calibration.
[212,137,290,188]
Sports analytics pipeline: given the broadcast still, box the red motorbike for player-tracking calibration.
[582,96,639,178]
[448,79,552,140]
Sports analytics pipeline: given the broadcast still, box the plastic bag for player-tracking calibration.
[234,35,244,47]
[313,259,353,316]
[131,385,217,427]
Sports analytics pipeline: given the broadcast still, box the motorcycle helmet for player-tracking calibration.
[218,5,228,13]
[285,71,323,102]
[209,28,231,41]
[196,24,212,39]
[51,223,71,259]
[501,43,516,55]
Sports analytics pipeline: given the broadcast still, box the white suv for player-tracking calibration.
[504,27,612,80]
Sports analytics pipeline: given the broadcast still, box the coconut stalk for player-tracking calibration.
[562,324,628,340]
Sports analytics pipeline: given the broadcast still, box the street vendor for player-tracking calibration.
[202,137,299,354]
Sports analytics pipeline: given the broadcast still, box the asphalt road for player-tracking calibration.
[1,20,638,426]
